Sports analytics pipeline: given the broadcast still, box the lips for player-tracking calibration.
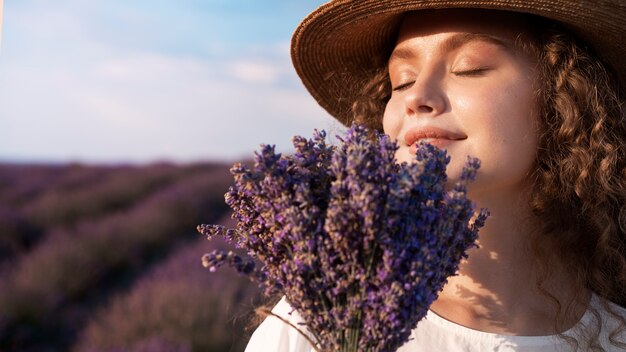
[404,126,466,152]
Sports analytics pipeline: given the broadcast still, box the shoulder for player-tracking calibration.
[585,294,626,349]
[244,296,315,352]
[595,296,626,328]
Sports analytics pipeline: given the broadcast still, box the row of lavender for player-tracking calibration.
[0,162,262,351]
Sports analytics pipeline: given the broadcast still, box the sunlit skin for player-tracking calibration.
[384,12,539,197]
[383,9,591,335]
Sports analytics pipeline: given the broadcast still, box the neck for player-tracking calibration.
[431,185,590,335]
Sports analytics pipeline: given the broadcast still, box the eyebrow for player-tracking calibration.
[388,33,513,63]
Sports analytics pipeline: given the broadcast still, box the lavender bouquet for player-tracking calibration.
[199,124,488,352]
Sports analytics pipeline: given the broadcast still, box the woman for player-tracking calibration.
[246,1,626,351]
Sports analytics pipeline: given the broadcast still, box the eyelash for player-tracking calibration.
[452,67,490,76]
[392,82,413,92]
[391,68,490,91]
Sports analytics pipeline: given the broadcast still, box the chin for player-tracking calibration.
[394,149,412,164]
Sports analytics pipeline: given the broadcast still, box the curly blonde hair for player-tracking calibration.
[350,16,626,351]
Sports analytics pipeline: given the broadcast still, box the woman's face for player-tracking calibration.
[383,10,540,196]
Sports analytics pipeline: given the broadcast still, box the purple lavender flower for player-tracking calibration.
[199,124,488,352]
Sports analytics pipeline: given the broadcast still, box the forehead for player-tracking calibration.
[396,9,536,46]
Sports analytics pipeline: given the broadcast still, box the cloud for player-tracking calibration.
[0,0,342,164]
[0,45,339,163]
[226,61,280,84]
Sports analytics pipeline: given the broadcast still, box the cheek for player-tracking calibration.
[465,82,539,190]
[382,99,402,139]
[383,99,414,163]
[458,73,538,143]
[490,78,539,148]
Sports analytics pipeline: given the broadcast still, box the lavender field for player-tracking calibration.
[0,162,263,352]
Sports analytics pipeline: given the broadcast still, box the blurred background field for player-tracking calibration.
[0,161,264,351]
[0,1,339,350]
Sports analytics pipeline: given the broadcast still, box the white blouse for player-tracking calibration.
[244,294,626,352]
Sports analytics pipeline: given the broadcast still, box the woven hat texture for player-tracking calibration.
[291,0,626,124]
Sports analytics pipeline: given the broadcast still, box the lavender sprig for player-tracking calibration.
[198,124,488,352]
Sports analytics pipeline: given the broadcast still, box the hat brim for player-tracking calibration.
[291,0,626,125]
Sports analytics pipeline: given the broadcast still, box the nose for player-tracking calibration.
[403,72,446,117]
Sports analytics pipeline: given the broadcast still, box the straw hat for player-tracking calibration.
[291,0,626,125]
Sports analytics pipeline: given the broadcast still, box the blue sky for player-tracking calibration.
[0,0,345,163]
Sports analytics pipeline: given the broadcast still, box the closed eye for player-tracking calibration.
[392,81,415,92]
[453,68,491,76]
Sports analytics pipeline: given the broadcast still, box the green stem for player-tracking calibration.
[258,308,322,352]
[350,242,379,352]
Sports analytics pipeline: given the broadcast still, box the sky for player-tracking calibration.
[0,0,346,164]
